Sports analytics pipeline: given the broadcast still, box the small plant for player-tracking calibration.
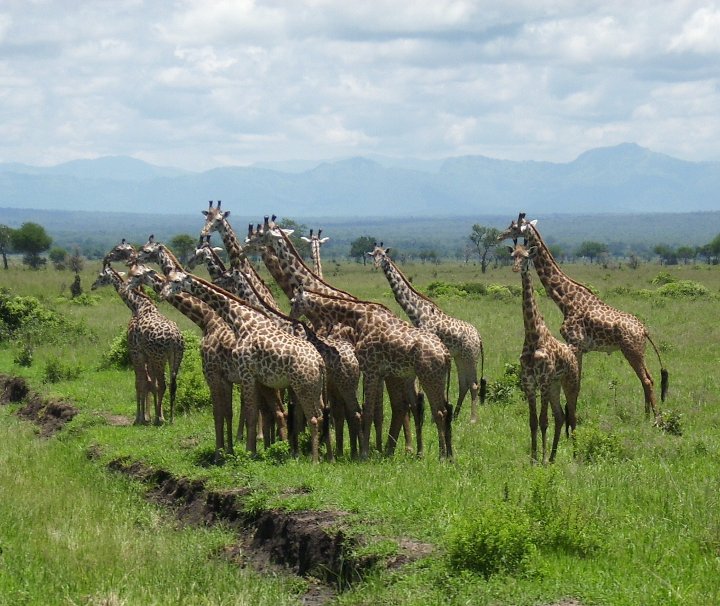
[651,271,676,285]
[573,424,624,463]
[486,284,513,300]
[263,440,291,465]
[447,502,537,579]
[659,410,682,436]
[42,357,82,383]
[68,293,99,306]
[486,363,521,404]
[99,331,131,370]
[14,343,33,367]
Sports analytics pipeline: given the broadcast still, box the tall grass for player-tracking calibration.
[1,259,720,604]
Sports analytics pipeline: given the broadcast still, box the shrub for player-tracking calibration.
[425,281,466,298]
[573,424,624,463]
[100,331,131,370]
[14,343,33,367]
[656,280,709,299]
[263,440,291,465]
[659,410,682,436]
[459,282,487,296]
[486,363,521,404]
[43,357,82,383]
[486,284,513,300]
[447,502,537,579]
[68,293,100,306]
[651,271,676,286]
[174,331,212,413]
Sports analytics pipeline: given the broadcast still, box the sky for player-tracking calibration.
[1,1,719,171]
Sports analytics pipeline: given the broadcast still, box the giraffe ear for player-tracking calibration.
[212,247,223,254]
[527,245,539,257]
[223,211,231,219]
[530,219,538,227]
[202,210,208,216]
[384,247,392,255]
[319,237,330,244]
[300,236,311,243]
[506,246,514,254]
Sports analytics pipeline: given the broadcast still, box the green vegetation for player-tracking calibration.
[1,257,720,604]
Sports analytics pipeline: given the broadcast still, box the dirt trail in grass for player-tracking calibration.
[1,373,434,605]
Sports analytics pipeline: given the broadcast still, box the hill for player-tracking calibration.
[1,143,718,217]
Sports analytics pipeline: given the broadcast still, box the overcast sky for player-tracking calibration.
[1,1,719,171]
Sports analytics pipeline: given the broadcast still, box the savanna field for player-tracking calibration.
[1,255,719,605]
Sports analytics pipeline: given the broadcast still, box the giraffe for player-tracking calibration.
[300,229,330,279]
[103,238,137,266]
[91,263,184,425]
[289,286,454,460]
[509,240,579,464]
[498,213,668,422]
[160,268,331,463]
[137,235,282,448]
[199,200,278,308]
[187,234,363,458]
[368,242,487,423]
[243,217,424,456]
[124,263,287,461]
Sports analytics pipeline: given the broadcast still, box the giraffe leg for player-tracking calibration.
[547,383,565,463]
[132,362,151,426]
[208,379,232,461]
[527,391,539,465]
[562,361,580,439]
[243,382,260,456]
[454,359,478,423]
[539,391,550,465]
[361,378,383,459]
[408,380,425,457]
[149,361,166,425]
[623,349,659,421]
[383,377,408,456]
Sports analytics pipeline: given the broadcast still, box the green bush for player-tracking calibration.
[573,424,624,463]
[486,284,513,300]
[659,410,682,436]
[486,363,521,404]
[651,271,676,286]
[174,331,212,413]
[459,282,487,296]
[656,280,709,299]
[100,331,131,370]
[13,343,33,367]
[68,293,100,306]
[263,440,291,465]
[425,281,467,298]
[447,502,537,579]
[43,357,82,384]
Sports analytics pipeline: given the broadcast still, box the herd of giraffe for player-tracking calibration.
[92,204,669,465]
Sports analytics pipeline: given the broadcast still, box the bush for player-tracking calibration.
[263,440,291,465]
[447,502,537,579]
[486,363,521,404]
[14,343,33,367]
[659,410,682,436]
[656,280,709,299]
[100,331,131,370]
[651,271,676,286]
[174,331,212,413]
[68,293,99,306]
[425,281,466,298]
[573,424,624,463]
[459,282,487,296]
[486,284,513,300]
[43,357,82,383]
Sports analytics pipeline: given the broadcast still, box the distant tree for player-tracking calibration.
[169,234,196,264]
[469,224,500,273]
[49,247,68,270]
[68,247,85,274]
[349,235,377,265]
[0,224,13,270]
[700,233,720,264]
[547,244,564,262]
[12,222,52,269]
[576,241,608,264]
[675,246,695,264]
[654,244,677,266]
[419,249,439,264]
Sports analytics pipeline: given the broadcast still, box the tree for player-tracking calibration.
[68,247,85,274]
[653,244,677,266]
[675,246,695,264]
[468,224,500,273]
[49,247,68,270]
[703,233,720,264]
[576,241,608,264]
[11,222,52,269]
[169,234,197,264]
[0,224,13,270]
[349,235,377,265]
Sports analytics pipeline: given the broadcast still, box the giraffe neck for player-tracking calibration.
[524,225,588,313]
[180,274,265,336]
[298,291,365,329]
[260,234,335,299]
[138,270,218,333]
[157,246,183,276]
[378,255,436,325]
[107,269,154,315]
[216,216,246,271]
[520,267,548,347]
[202,248,227,282]
[310,240,323,278]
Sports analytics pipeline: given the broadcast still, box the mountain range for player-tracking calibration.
[1,143,719,217]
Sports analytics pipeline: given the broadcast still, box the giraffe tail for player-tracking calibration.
[479,341,487,404]
[646,333,669,402]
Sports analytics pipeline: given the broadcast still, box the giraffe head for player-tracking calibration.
[124,262,161,292]
[288,285,309,320]
[159,268,194,300]
[200,200,230,238]
[185,235,225,270]
[497,212,538,242]
[508,240,538,273]
[244,216,294,253]
[137,234,159,263]
[300,229,330,246]
[103,239,137,266]
[367,242,391,269]
[91,264,123,290]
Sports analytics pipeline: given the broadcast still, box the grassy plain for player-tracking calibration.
[1,257,719,605]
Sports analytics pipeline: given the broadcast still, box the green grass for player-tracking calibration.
[2,259,720,605]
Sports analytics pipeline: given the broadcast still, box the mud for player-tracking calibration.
[0,374,78,436]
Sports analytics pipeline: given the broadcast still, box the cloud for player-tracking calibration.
[0,1,718,170]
